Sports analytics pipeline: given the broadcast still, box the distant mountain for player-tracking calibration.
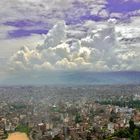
[63,71,140,85]
[1,71,140,86]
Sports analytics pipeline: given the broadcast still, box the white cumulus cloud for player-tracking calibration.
[9,19,140,73]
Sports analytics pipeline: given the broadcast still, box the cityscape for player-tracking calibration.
[0,0,140,140]
[0,85,140,139]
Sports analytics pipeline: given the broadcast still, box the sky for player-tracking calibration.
[0,0,140,85]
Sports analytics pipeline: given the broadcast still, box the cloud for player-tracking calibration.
[9,19,140,73]
[1,0,140,42]
[38,21,66,50]
[0,33,44,74]
[0,17,140,85]
[0,25,17,39]
[1,0,140,27]
[0,0,75,23]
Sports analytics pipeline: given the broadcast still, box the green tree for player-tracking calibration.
[133,128,139,140]
[53,135,61,140]
[113,128,130,138]
[75,113,82,124]
[129,119,135,134]
[15,124,31,135]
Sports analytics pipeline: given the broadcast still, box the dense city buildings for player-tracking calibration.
[0,85,140,140]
